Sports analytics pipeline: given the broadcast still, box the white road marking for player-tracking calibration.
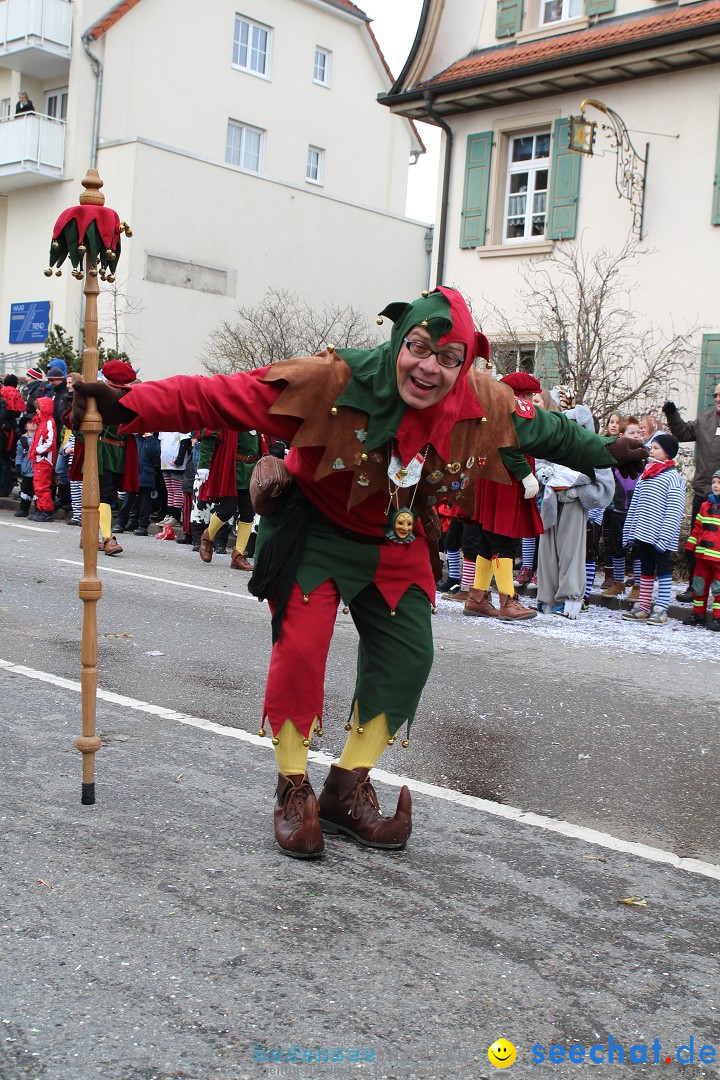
[2,657,718,882]
[56,559,258,601]
[0,520,61,534]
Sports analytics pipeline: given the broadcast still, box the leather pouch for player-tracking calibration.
[250,454,292,515]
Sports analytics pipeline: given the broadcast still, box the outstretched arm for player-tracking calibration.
[511,408,648,478]
[71,369,301,445]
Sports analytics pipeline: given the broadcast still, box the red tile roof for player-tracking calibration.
[423,0,720,88]
[324,0,369,17]
[84,0,143,41]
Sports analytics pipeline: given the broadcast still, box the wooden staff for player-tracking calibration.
[76,171,104,805]
[46,169,131,804]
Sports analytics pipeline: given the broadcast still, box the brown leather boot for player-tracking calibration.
[463,588,498,618]
[274,774,324,859]
[103,535,123,556]
[496,592,537,620]
[318,765,411,849]
[230,549,253,571]
[198,528,214,563]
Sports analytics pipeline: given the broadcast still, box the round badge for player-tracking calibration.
[466,456,475,469]
[427,470,443,485]
[332,458,345,470]
[370,451,383,464]
[460,476,470,489]
[446,462,461,474]
[357,473,369,487]
[426,496,437,507]
[449,480,461,491]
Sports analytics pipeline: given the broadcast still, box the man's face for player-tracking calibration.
[48,377,63,389]
[714,383,720,411]
[396,325,464,410]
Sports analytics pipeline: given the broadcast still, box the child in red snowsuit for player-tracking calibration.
[28,396,57,520]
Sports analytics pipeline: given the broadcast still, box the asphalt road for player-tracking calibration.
[2,512,720,1080]
[2,512,719,863]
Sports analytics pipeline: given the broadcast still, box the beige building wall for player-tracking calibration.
[0,0,429,377]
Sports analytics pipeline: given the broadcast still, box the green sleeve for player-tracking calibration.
[511,409,616,477]
[198,433,220,471]
[499,447,532,481]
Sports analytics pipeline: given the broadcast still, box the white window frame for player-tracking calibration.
[306,145,324,185]
[232,14,271,78]
[539,0,583,25]
[1,98,11,120]
[313,46,331,86]
[225,120,265,173]
[502,130,550,244]
[45,87,68,121]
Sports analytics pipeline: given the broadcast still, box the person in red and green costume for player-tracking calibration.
[70,287,647,859]
[195,427,261,570]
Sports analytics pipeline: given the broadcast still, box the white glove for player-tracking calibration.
[522,473,540,500]
[196,468,210,484]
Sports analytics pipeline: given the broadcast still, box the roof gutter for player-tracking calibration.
[82,31,103,169]
[381,18,720,114]
[391,0,432,95]
[423,90,452,287]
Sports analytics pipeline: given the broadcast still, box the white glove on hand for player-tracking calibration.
[196,468,210,484]
[522,473,540,500]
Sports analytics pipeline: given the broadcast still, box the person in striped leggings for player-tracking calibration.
[621,433,686,625]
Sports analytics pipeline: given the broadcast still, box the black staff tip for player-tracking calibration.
[81,782,96,805]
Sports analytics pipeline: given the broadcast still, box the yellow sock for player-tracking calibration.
[273,718,316,776]
[473,556,493,591]
[99,502,112,540]
[338,705,392,770]
[207,512,225,541]
[234,520,252,553]
[494,556,515,596]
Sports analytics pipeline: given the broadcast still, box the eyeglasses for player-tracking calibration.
[713,392,720,399]
[402,337,464,370]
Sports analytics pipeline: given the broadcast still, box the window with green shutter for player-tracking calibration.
[545,118,581,239]
[698,334,720,411]
[533,341,565,387]
[460,132,493,249]
[496,0,524,38]
[712,109,720,226]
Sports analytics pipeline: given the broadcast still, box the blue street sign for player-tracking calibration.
[9,301,52,344]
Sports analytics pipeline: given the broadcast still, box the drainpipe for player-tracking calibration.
[82,32,103,169]
[423,90,452,287]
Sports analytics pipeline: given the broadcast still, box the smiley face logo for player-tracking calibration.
[487,1039,516,1069]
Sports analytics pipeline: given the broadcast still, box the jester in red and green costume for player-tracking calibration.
[70,287,647,859]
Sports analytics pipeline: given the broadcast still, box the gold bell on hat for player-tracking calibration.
[44,268,53,277]
[326,343,335,353]
[376,315,383,325]
[421,290,430,297]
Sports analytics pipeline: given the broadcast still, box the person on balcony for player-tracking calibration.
[15,92,35,116]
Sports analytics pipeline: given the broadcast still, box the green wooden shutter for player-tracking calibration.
[496,0,523,38]
[698,334,720,411]
[585,0,615,15]
[460,132,493,249]
[545,118,581,240]
[712,111,720,225]
[534,341,563,387]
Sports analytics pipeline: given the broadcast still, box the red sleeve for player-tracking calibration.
[118,369,301,443]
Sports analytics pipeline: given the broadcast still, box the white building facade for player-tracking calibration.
[0,0,429,378]
[380,0,720,417]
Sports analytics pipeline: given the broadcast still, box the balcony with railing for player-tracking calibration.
[0,0,72,78]
[0,110,65,188]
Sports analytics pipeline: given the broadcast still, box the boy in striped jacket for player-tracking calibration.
[685,469,720,630]
[621,433,686,625]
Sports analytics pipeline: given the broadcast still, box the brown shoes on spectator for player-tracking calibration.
[198,528,214,563]
[463,588,498,617]
[230,549,253,571]
[103,535,123,556]
[274,774,324,859]
[318,764,412,849]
